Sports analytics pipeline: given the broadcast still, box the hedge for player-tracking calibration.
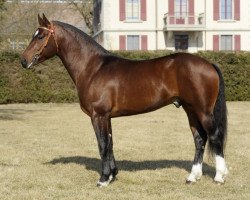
[0,50,249,103]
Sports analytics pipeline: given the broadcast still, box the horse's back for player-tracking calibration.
[83,53,219,117]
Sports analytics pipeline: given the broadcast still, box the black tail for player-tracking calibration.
[209,64,228,155]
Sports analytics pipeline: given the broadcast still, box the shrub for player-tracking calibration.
[0,50,249,103]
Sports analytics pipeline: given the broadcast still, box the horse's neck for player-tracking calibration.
[56,26,105,85]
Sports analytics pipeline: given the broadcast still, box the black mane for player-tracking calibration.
[53,21,110,55]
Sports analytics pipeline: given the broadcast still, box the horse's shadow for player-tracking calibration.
[0,108,49,121]
[45,156,215,178]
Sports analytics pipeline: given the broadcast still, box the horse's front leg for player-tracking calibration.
[91,114,118,187]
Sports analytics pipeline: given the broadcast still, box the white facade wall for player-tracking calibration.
[101,0,157,50]
[94,0,250,52]
[102,0,156,31]
[103,31,157,50]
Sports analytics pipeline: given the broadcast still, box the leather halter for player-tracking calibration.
[35,23,59,57]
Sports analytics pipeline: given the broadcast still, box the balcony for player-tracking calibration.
[163,13,205,31]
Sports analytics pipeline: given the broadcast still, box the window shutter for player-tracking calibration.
[234,0,240,20]
[119,35,126,50]
[168,0,175,24]
[213,35,219,51]
[141,35,148,50]
[141,0,147,21]
[120,0,126,21]
[188,0,194,24]
[213,0,219,21]
[234,35,241,51]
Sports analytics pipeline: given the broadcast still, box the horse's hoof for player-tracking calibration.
[186,173,200,184]
[97,180,109,187]
[213,179,225,185]
[186,179,196,185]
[96,174,115,188]
[214,174,226,185]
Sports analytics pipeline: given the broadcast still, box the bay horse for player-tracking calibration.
[21,14,228,187]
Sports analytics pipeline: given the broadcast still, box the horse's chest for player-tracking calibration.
[76,86,92,116]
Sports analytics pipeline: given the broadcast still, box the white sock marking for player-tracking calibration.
[187,163,202,182]
[214,155,228,183]
[97,174,114,187]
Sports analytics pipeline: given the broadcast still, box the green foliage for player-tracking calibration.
[0,0,6,11]
[0,52,78,104]
[114,50,172,60]
[0,0,6,21]
[195,51,250,101]
[0,51,20,62]
[0,50,249,103]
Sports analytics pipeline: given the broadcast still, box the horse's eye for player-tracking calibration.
[38,35,44,40]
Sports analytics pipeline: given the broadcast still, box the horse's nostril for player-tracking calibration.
[21,58,28,68]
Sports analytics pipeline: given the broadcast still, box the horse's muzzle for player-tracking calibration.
[21,58,28,68]
[21,55,39,69]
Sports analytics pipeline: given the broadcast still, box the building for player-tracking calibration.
[93,0,250,52]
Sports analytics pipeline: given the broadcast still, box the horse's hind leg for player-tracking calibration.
[184,106,207,183]
[198,113,228,184]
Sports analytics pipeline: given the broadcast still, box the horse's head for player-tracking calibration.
[21,14,58,69]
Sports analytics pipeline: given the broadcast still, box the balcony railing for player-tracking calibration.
[163,13,205,31]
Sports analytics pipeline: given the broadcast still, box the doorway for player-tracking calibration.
[175,35,188,51]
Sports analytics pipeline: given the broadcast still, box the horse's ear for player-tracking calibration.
[42,13,51,27]
[38,14,44,26]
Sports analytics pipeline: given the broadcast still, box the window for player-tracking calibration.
[175,0,188,18]
[175,35,188,51]
[220,35,232,50]
[220,0,232,20]
[126,0,140,20]
[120,35,147,50]
[127,35,139,50]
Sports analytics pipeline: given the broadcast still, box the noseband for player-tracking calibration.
[35,23,59,58]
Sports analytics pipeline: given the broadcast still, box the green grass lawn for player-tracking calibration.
[0,102,249,199]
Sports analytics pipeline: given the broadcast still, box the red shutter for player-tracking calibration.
[168,0,175,24]
[141,35,148,50]
[120,0,126,21]
[234,0,240,20]
[119,35,126,50]
[188,0,194,24]
[213,0,219,21]
[234,35,241,51]
[213,35,219,51]
[141,0,147,21]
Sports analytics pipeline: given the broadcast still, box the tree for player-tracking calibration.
[0,0,6,42]
[0,0,5,10]
[0,1,92,51]
[0,0,6,21]
[67,0,93,34]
